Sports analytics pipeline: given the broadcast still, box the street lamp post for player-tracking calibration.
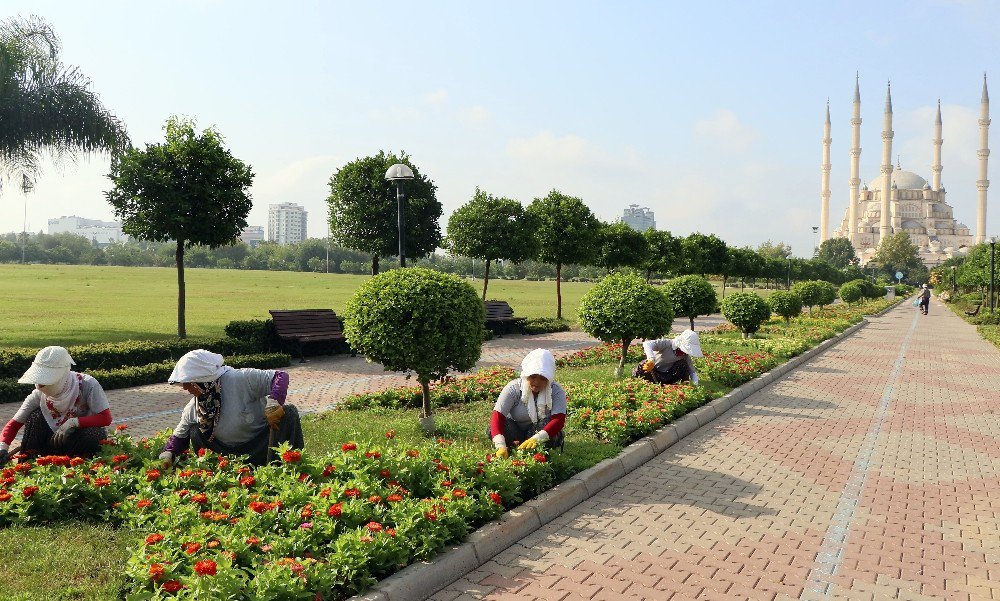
[786,257,791,290]
[951,265,957,297]
[812,226,819,257]
[990,237,997,314]
[384,163,415,268]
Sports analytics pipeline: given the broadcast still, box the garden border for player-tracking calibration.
[349,299,903,601]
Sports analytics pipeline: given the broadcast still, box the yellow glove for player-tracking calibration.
[495,447,509,459]
[642,360,655,373]
[517,438,539,451]
[264,397,284,431]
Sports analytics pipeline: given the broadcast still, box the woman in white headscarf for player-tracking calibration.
[488,348,566,459]
[158,349,302,468]
[633,329,703,385]
[0,346,113,465]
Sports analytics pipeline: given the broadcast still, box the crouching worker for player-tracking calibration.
[488,348,566,459]
[0,346,113,465]
[633,329,703,385]
[159,350,303,468]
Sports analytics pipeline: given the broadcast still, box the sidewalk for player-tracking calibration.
[429,298,1000,600]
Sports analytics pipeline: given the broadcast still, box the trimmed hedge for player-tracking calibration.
[522,317,570,335]
[0,353,291,404]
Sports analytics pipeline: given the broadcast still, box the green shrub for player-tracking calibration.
[839,281,864,305]
[578,273,673,375]
[720,292,771,338]
[661,275,718,331]
[343,268,486,420]
[224,319,279,351]
[790,280,835,314]
[523,317,570,335]
[767,290,802,322]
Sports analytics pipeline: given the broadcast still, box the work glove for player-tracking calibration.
[642,360,655,373]
[264,396,284,431]
[0,443,8,467]
[495,446,509,459]
[51,417,79,448]
[517,429,550,451]
[158,451,175,470]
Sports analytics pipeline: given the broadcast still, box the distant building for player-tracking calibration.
[47,215,126,246]
[240,226,266,248]
[268,203,308,245]
[621,204,655,232]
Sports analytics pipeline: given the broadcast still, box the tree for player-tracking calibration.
[839,281,863,305]
[767,291,802,323]
[527,190,601,319]
[816,238,858,269]
[681,233,728,277]
[106,117,253,338]
[327,150,442,275]
[957,243,992,290]
[446,188,538,299]
[662,275,717,331]
[342,268,485,430]
[757,240,793,261]
[596,221,649,274]
[641,229,682,282]
[721,292,771,338]
[790,280,829,315]
[873,232,923,279]
[1,15,128,191]
[577,273,673,377]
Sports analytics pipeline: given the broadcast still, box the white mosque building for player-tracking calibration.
[820,76,990,267]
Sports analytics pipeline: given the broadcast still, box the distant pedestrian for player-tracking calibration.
[633,329,703,385]
[0,346,113,465]
[919,284,931,315]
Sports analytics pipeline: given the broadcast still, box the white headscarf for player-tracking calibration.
[168,350,229,384]
[39,372,82,430]
[519,349,555,426]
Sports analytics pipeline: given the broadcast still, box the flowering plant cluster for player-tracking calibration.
[567,379,710,445]
[555,343,645,369]
[339,367,515,410]
[0,430,553,599]
[694,351,777,387]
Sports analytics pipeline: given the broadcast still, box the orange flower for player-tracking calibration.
[145,469,161,481]
[115,424,129,432]
[327,503,342,517]
[386,494,403,503]
[341,442,357,452]
[137,499,152,508]
[145,533,164,545]
[385,430,396,439]
[0,491,13,502]
[22,485,38,498]
[489,492,503,505]
[190,493,208,505]
[161,580,182,593]
[193,560,217,576]
[282,450,302,463]
[406,450,419,458]
[246,536,260,545]
[452,489,467,499]
[368,495,382,504]
[344,488,361,498]
[149,563,165,581]
[240,476,255,487]
[184,542,201,554]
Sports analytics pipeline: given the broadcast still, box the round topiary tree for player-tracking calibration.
[578,273,674,377]
[343,267,486,432]
[720,292,771,338]
[767,290,802,323]
[815,281,837,311]
[661,274,718,331]
[839,281,863,305]
[790,280,825,315]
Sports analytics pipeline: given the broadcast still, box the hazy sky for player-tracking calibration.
[3,0,1000,256]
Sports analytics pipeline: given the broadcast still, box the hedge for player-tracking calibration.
[0,353,291,404]
[522,317,570,335]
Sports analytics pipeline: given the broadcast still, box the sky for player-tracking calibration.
[3,0,1000,257]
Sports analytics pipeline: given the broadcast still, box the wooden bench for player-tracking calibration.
[484,300,527,336]
[269,309,348,362]
[965,303,983,317]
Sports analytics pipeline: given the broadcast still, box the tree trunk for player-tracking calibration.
[645,268,652,284]
[482,259,491,300]
[740,277,745,292]
[371,255,379,276]
[176,240,186,339]
[616,338,631,378]
[420,379,432,418]
[722,275,728,299]
[556,262,563,320]
[689,316,695,331]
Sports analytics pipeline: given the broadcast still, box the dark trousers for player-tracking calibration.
[19,408,106,457]
[191,404,304,466]
[487,415,564,449]
[920,298,929,314]
[632,358,691,385]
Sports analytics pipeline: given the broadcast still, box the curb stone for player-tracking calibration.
[347,301,901,601]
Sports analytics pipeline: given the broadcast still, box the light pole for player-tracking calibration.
[786,257,792,290]
[990,237,997,314]
[951,265,957,297]
[384,163,414,267]
[812,226,819,257]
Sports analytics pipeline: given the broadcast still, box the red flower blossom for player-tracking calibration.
[386,494,403,503]
[145,469,161,481]
[190,493,208,505]
[115,424,129,432]
[21,485,38,498]
[327,503,342,517]
[240,476,255,487]
[441,480,452,487]
[406,450,419,457]
[0,492,10,502]
[246,536,260,545]
[145,533,164,545]
[194,560,217,576]
[137,499,152,508]
[149,563,165,581]
[197,448,207,457]
[322,465,336,477]
[489,492,503,505]
[385,430,396,439]
[452,489,467,499]
[341,442,357,452]
[249,501,269,514]
[318,487,332,498]
[379,469,392,479]
[532,453,547,463]
[161,580,182,593]
[282,450,302,463]
[112,454,129,463]
[93,476,111,487]
[368,495,382,504]
[364,451,380,459]
[344,488,361,498]
[184,542,201,554]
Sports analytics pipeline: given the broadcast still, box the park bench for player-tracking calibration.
[269,309,348,362]
[965,303,983,317]
[484,300,527,336]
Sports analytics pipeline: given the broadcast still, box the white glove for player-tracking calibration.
[691,373,700,385]
[265,396,280,410]
[491,434,507,450]
[0,442,8,453]
[158,451,174,469]
[531,430,550,443]
[52,417,79,448]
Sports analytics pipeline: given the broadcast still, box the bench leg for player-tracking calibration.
[297,340,307,363]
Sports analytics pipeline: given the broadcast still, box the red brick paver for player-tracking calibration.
[430,298,1000,600]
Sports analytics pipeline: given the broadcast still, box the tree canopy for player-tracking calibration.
[681,232,728,277]
[327,150,442,275]
[816,237,858,269]
[757,240,793,260]
[1,15,128,191]
[105,116,253,337]
[596,221,649,273]
[873,232,925,282]
[641,229,682,281]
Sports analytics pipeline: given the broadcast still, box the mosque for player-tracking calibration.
[819,76,990,267]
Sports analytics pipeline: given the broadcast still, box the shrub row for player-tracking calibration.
[339,367,515,411]
[522,317,571,335]
[0,353,291,404]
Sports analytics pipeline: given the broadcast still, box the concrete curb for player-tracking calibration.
[348,302,901,601]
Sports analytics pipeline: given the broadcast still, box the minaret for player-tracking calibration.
[879,81,894,242]
[848,74,862,244]
[931,99,943,191]
[820,100,832,242]
[977,74,990,244]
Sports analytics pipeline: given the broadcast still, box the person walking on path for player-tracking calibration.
[489,349,566,458]
[0,346,113,465]
[919,284,931,315]
[158,349,303,468]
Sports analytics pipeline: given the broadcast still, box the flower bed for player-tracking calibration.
[555,343,644,369]
[339,367,515,410]
[694,351,777,387]
[0,431,553,600]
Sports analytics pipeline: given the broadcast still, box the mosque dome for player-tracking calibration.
[868,166,927,191]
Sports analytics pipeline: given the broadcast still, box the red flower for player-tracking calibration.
[385,430,396,439]
[246,536,260,545]
[452,489,467,499]
[0,492,10,502]
[249,501,269,514]
[22,485,38,498]
[70,457,85,466]
[161,580,182,593]
[406,450,419,458]
[366,521,383,533]
[145,533,164,545]
[112,454,129,463]
[115,424,129,432]
[197,448,208,457]
[379,469,392,478]
[341,442,357,452]
[149,563,165,581]
[282,450,302,463]
[318,487,332,498]
[184,542,201,554]
[322,465,336,477]
[327,503,342,517]
[145,469,161,481]
[364,451,380,459]
[93,477,111,488]
[194,560,217,576]
[240,476,255,487]
[344,488,361,498]
[441,480,452,488]
[137,499,152,508]
[190,493,208,505]
[532,453,547,463]
[386,494,403,503]
[489,492,503,505]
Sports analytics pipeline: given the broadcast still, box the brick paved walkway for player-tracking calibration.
[430,299,1000,600]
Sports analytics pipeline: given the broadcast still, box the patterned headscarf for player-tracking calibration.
[193,380,224,441]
